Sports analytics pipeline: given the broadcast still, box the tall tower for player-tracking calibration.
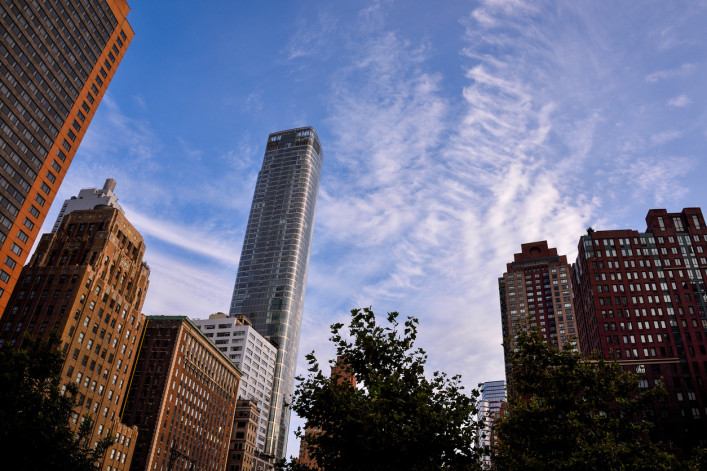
[499,241,579,379]
[478,380,506,468]
[0,181,150,470]
[0,0,133,315]
[572,208,707,449]
[230,127,323,458]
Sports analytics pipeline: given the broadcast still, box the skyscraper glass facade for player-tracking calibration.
[230,127,323,458]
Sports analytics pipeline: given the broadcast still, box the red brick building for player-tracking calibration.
[122,316,241,471]
[0,203,150,470]
[499,241,578,379]
[572,208,707,449]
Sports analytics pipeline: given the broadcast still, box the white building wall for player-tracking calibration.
[52,178,123,232]
[193,315,276,453]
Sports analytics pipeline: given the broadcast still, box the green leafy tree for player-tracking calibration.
[281,307,484,471]
[0,333,114,470]
[493,329,675,470]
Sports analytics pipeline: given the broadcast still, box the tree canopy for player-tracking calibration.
[493,329,674,471]
[0,334,114,470]
[282,307,484,471]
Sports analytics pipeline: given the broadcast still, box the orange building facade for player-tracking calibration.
[0,0,133,314]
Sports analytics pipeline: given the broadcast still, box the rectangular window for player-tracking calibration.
[34,194,45,206]
[29,206,40,217]
[40,183,50,195]
[17,230,28,243]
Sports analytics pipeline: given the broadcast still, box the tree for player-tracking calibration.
[0,333,114,470]
[281,307,484,471]
[493,329,675,470]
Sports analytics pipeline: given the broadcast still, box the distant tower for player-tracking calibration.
[478,380,506,467]
[229,127,323,458]
[499,241,579,379]
[0,1,134,315]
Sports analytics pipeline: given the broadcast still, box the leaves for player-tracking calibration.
[493,329,672,471]
[0,333,114,470]
[282,308,483,471]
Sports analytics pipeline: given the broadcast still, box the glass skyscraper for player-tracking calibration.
[230,127,323,459]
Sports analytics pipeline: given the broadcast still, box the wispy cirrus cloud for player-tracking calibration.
[610,157,693,205]
[645,63,695,83]
[650,129,683,146]
[121,205,240,265]
[285,11,338,60]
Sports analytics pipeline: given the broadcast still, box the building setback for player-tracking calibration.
[52,178,122,232]
[572,208,707,449]
[0,199,149,470]
[229,127,323,458]
[193,312,276,461]
[122,316,241,471]
[0,0,133,314]
[499,241,579,378]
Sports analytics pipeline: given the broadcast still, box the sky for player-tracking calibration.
[36,0,707,459]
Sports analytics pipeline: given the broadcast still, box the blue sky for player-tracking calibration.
[37,0,707,458]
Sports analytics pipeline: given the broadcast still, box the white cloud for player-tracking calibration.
[286,11,338,60]
[610,157,693,205]
[645,63,695,83]
[650,129,683,146]
[121,204,241,266]
[140,249,235,317]
[667,94,691,107]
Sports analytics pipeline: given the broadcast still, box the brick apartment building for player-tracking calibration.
[572,208,707,449]
[0,200,149,470]
[122,316,241,471]
[499,241,578,379]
